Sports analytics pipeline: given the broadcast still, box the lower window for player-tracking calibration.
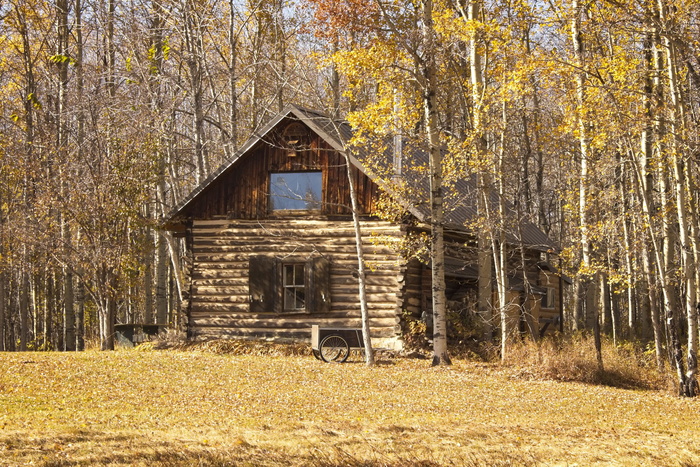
[283,264,306,311]
[249,255,331,314]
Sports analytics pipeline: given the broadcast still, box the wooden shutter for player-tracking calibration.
[249,255,278,313]
[308,256,331,314]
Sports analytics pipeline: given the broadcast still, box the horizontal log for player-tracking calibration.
[192,251,399,264]
[192,295,249,304]
[189,302,398,314]
[332,292,396,303]
[196,236,361,247]
[191,285,399,299]
[193,244,395,256]
[190,274,400,289]
[327,275,399,287]
[191,326,398,340]
[329,284,399,294]
[190,278,248,287]
[192,218,400,230]
[190,316,399,330]
[190,308,399,320]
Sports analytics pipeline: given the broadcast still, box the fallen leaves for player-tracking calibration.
[0,348,699,466]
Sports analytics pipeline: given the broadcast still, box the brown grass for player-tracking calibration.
[1,339,699,466]
[502,334,669,390]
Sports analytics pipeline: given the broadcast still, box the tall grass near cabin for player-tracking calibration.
[503,333,669,390]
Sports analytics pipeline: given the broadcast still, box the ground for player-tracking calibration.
[0,346,699,466]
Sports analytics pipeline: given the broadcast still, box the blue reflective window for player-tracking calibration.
[269,172,322,211]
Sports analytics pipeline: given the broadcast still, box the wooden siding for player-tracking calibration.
[185,218,405,342]
[185,126,378,220]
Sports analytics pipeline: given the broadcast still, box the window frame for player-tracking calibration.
[282,262,307,312]
[248,255,331,314]
[268,171,323,213]
[541,287,556,310]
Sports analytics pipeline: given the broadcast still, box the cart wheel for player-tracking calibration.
[312,349,322,360]
[319,335,350,363]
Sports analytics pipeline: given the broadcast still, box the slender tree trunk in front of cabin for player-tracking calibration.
[164,233,185,308]
[344,151,374,366]
[467,0,493,344]
[422,0,450,366]
[495,99,510,359]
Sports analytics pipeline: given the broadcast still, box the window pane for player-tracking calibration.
[270,172,322,210]
[295,289,305,309]
[285,288,295,310]
[294,264,304,285]
[283,265,294,286]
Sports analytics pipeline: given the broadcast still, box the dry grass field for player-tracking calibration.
[1,340,699,466]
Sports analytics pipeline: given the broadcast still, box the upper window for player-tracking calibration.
[269,172,322,211]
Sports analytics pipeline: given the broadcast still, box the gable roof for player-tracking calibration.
[164,104,557,252]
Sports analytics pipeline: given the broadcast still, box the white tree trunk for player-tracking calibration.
[422,0,450,366]
[344,150,374,365]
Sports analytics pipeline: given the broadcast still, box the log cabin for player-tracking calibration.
[162,105,563,350]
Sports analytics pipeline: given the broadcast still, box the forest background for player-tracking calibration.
[1,0,700,393]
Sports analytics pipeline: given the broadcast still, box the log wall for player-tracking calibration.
[185,217,406,346]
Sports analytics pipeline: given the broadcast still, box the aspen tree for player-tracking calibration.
[344,147,375,365]
[55,0,75,351]
[74,0,86,350]
[466,0,494,346]
[571,0,602,370]
[421,0,451,366]
[658,0,697,396]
